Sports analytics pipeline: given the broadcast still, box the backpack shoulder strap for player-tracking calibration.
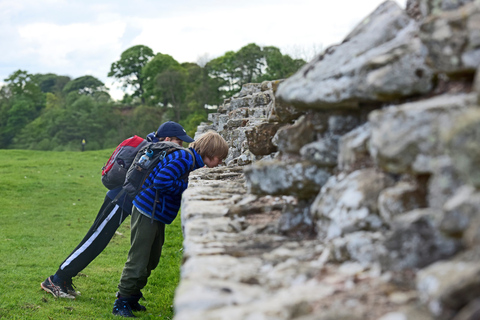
[166,147,196,171]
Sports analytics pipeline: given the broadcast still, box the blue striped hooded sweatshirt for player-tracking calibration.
[132,148,204,224]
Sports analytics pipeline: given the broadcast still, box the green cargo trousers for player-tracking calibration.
[117,206,165,297]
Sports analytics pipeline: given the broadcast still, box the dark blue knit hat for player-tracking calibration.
[156,121,194,143]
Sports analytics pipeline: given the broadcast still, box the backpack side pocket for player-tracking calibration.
[102,160,128,190]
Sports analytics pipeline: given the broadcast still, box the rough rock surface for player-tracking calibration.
[175,1,480,319]
[419,1,480,75]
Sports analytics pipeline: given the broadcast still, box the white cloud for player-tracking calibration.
[17,21,125,67]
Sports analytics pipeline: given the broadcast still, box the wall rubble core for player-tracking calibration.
[175,0,480,319]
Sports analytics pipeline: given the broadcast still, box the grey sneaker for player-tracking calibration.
[40,276,75,299]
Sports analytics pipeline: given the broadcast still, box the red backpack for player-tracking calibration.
[101,135,148,190]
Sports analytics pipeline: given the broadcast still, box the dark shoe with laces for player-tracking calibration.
[129,300,146,312]
[112,298,136,317]
[64,278,81,297]
[128,293,146,312]
[40,276,76,299]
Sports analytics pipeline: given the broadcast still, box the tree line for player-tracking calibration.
[0,43,305,151]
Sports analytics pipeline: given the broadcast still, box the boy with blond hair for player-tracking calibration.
[112,131,228,317]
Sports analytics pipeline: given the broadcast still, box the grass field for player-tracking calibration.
[0,149,183,319]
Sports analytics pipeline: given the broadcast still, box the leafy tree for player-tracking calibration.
[261,46,305,81]
[11,108,64,150]
[13,94,118,151]
[3,98,37,146]
[206,43,306,98]
[4,70,44,105]
[63,75,107,96]
[142,53,181,106]
[108,45,154,103]
[180,111,208,140]
[206,44,264,97]
[0,86,12,147]
[0,70,45,148]
[133,105,166,135]
[32,73,71,94]
[117,105,166,143]
[156,67,187,122]
[182,62,222,109]
[178,62,220,132]
[62,75,111,109]
[235,43,264,84]
[205,51,238,98]
[45,92,62,110]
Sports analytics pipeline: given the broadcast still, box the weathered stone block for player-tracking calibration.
[328,113,361,135]
[244,160,331,199]
[475,65,480,103]
[300,136,339,167]
[329,231,388,267]
[378,180,427,222]
[238,83,263,97]
[338,123,373,172]
[427,156,464,210]
[382,209,461,270]
[311,169,395,239]
[245,122,281,156]
[417,260,480,316]
[444,108,480,188]
[270,100,304,123]
[227,92,271,113]
[442,185,480,248]
[369,93,477,174]
[276,200,315,238]
[419,0,476,17]
[216,114,229,132]
[274,116,316,154]
[420,1,480,74]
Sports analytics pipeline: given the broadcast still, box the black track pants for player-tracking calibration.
[55,195,130,280]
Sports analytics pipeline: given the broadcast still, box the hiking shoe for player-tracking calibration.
[64,279,81,297]
[129,300,146,312]
[115,292,146,312]
[40,276,75,299]
[112,299,136,318]
[127,293,146,312]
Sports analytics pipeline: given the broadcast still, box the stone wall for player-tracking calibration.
[175,0,480,319]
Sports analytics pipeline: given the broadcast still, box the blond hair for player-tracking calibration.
[189,131,229,160]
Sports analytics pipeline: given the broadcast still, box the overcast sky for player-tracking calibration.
[0,0,407,99]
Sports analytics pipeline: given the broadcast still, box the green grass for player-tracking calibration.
[0,149,184,319]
